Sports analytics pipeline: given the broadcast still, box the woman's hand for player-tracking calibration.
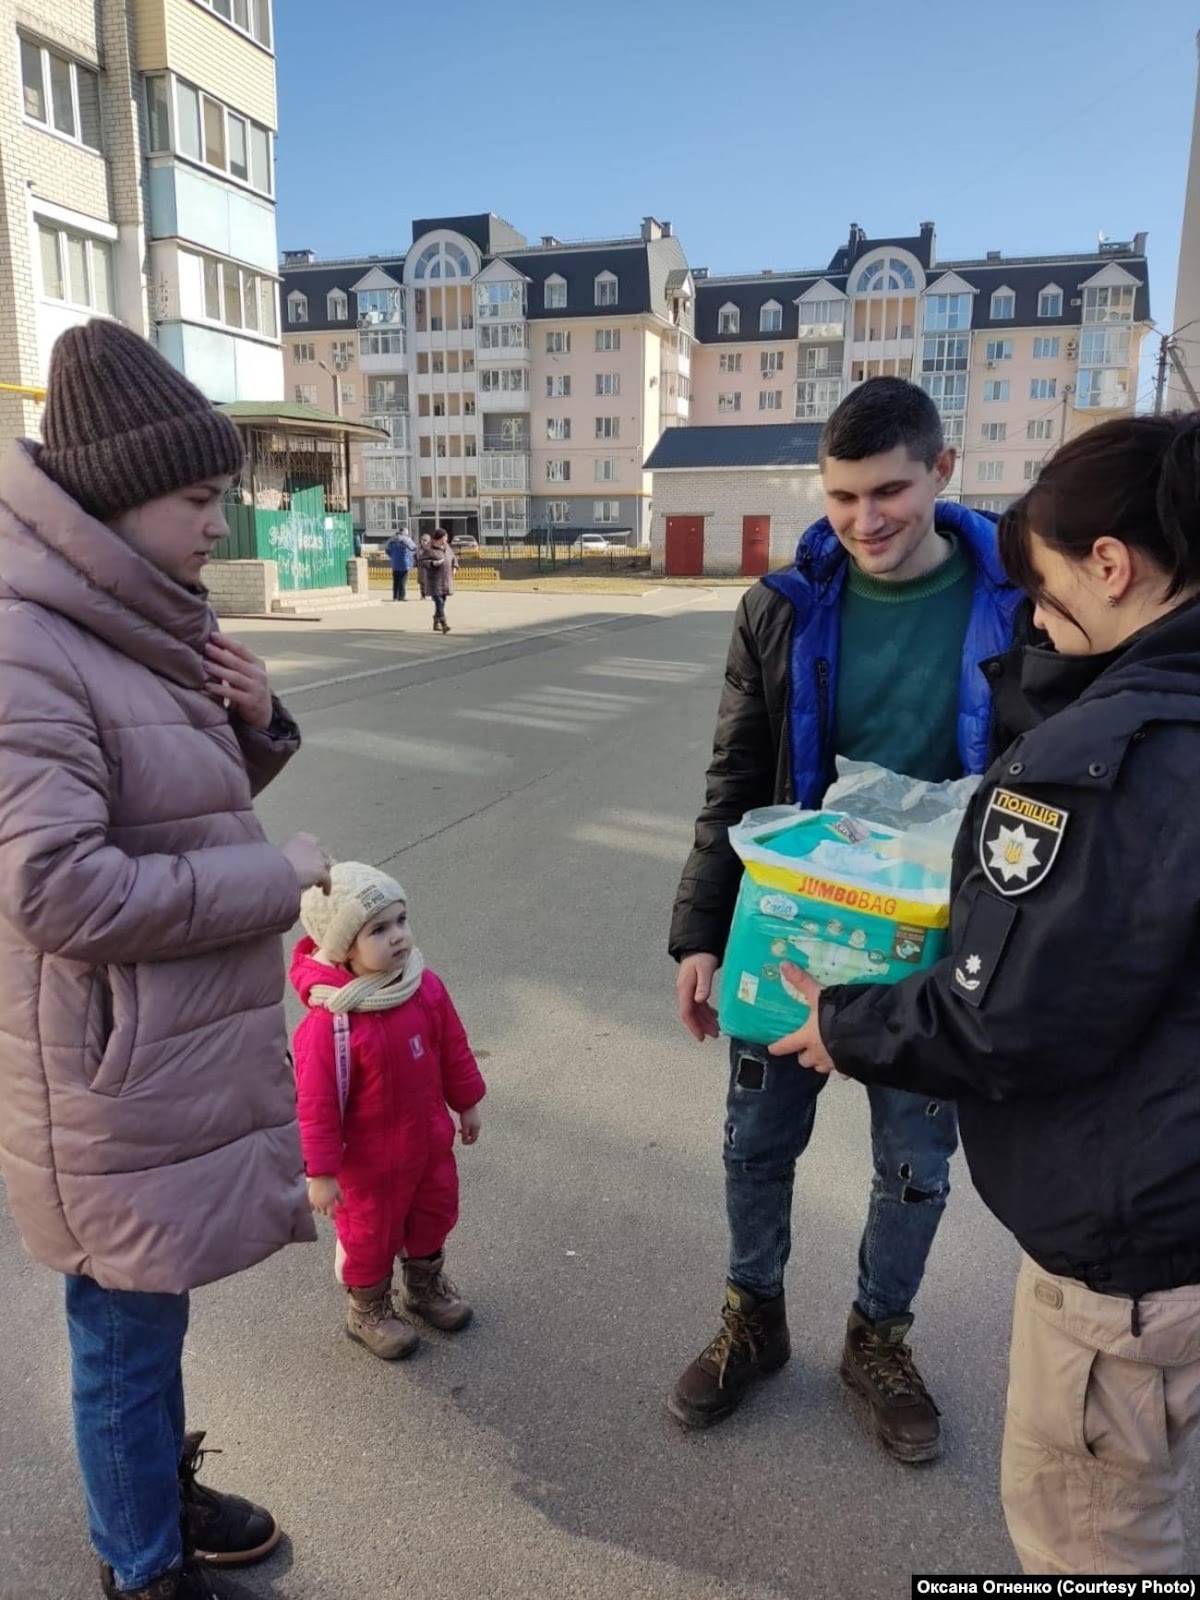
[282,832,332,893]
[459,1105,482,1145]
[205,631,273,730]
[307,1176,343,1217]
[768,968,836,1073]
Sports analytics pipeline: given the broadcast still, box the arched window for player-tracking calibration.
[413,241,472,281]
[594,270,618,307]
[544,273,567,310]
[760,299,782,333]
[327,288,347,320]
[854,256,917,294]
[990,286,1016,320]
[718,302,740,335]
[287,290,308,324]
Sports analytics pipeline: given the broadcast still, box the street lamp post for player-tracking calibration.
[317,359,342,418]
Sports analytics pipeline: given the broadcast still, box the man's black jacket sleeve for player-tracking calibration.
[669,591,780,962]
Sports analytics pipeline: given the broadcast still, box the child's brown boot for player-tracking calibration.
[402,1251,472,1331]
[345,1277,420,1359]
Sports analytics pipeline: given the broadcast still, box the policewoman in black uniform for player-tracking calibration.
[776,411,1200,1577]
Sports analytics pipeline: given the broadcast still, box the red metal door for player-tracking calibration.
[665,515,704,576]
[741,515,771,577]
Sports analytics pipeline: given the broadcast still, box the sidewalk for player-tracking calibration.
[232,582,745,642]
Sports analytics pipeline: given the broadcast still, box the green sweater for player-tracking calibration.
[832,539,974,783]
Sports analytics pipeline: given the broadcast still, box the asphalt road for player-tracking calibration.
[3,590,1195,1600]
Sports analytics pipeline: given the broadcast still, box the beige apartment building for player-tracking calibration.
[689,221,1152,513]
[0,0,283,449]
[280,214,692,546]
[283,216,1150,543]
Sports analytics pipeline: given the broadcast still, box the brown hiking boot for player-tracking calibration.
[840,1308,941,1464]
[667,1282,790,1429]
[345,1277,420,1359]
[402,1251,472,1331]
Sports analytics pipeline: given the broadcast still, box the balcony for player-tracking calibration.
[414,327,477,352]
[850,337,914,364]
[416,370,470,394]
[361,413,410,452]
[1075,369,1131,411]
[482,430,530,453]
[479,453,530,492]
[480,496,529,538]
[423,452,471,478]
[357,328,407,373]
[795,379,845,421]
[478,384,530,413]
[797,320,846,341]
[363,457,410,494]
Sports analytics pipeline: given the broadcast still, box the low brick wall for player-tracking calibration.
[205,560,279,616]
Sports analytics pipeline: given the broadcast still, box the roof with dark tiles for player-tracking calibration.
[693,247,1150,342]
[644,423,823,472]
[277,221,1151,345]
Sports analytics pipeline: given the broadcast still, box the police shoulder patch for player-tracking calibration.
[979,788,1070,897]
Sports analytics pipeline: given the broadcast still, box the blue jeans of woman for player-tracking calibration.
[65,1275,189,1590]
[432,593,447,625]
[723,1038,958,1321]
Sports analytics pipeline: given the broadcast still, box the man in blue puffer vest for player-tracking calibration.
[667,377,1022,1459]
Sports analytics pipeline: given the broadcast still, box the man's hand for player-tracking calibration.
[307,1176,343,1217]
[768,967,835,1073]
[676,953,721,1042]
[205,631,273,730]
[459,1104,482,1145]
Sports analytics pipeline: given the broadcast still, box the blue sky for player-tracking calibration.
[275,0,1198,409]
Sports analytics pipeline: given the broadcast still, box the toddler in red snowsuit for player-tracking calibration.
[292,862,486,1361]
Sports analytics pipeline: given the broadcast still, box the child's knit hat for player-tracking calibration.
[300,862,406,964]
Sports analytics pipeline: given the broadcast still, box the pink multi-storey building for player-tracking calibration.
[280,214,1151,543]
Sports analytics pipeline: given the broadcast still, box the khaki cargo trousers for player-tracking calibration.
[1002,1253,1200,1574]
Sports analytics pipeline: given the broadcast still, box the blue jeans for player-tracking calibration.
[723,1038,958,1321]
[432,593,447,623]
[65,1275,189,1590]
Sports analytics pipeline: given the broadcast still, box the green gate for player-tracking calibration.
[224,486,352,591]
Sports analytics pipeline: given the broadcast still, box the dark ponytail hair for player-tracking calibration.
[999,412,1200,616]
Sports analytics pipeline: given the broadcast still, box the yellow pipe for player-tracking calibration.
[0,382,46,400]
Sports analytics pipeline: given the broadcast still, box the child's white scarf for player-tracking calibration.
[309,948,426,1013]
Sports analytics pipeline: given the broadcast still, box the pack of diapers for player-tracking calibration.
[717,762,978,1046]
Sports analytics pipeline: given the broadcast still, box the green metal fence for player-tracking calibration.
[222,485,353,591]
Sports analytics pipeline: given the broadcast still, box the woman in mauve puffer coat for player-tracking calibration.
[0,320,332,1600]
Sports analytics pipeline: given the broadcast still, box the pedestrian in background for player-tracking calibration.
[386,526,417,602]
[0,320,333,1600]
[416,530,432,599]
[783,412,1200,1576]
[419,526,457,633]
[290,864,485,1360]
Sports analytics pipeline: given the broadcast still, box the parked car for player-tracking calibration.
[579,533,611,553]
[450,533,479,551]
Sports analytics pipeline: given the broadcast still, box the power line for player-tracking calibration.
[938,50,1167,207]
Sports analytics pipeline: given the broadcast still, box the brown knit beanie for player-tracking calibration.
[37,319,245,520]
